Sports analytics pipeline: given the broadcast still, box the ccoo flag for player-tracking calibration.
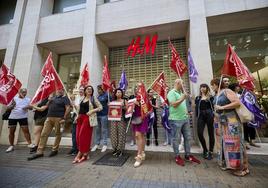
[0,64,22,105]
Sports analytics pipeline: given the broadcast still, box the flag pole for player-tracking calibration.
[215,75,223,105]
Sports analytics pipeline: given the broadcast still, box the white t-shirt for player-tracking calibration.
[9,96,31,119]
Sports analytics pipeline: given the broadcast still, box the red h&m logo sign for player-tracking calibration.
[127,34,158,57]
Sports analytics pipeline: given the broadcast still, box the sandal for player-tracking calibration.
[78,155,89,163]
[232,169,250,177]
[72,157,80,164]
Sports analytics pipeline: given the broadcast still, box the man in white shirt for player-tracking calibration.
[6,88,34,153]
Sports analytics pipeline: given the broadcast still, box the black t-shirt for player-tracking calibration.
[34,99,49,120]
[47,95,70,118]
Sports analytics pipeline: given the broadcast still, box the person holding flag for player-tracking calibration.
[6,88,35,153]
[167,79,200,166]
[132,83,151,168]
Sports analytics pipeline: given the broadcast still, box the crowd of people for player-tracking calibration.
[3,76,266,176]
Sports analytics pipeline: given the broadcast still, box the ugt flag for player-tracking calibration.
[151,71,168,104]
[119,70,128,91]
[240,90,266,128]
[221,44,255,90]
[136,82,152,119]
[0,64,22,105]
[31,52,64,104]
[102,56,111,92]
[80,63,89,87]
[168,40,187,77]
[188,49,198,83]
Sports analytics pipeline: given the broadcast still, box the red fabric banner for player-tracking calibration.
[169,40,187,77]
[136,82,152,119]
[31,52,64,104]
[102,56,111,92]
[0,64,22,105]
[80,63,89,87]
[151,71,168,104]
[221,44,255,90]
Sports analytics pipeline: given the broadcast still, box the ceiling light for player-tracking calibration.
[264,34,268,41]
[244,43,249,48]
[223,39,228,45]
[246,36,251,43]
[254,62,259,65]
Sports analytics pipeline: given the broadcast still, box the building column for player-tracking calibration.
[0,0,29,145]
[81,0,109,90]
[0,0,44,145]
[188,0,213,145]
[188,0,213,96]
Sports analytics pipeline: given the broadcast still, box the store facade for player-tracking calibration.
[0,0,268,145]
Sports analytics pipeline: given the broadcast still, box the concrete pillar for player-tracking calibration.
[188,0,213,146]
[188,0,213,96]
[81,0,109,91]
[0,0,28,145]
[5,0,44,144]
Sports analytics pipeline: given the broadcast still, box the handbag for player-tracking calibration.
[235,102,254,123]
[2,109,11,120]
[89,113,98,127]
[131,116,142,125]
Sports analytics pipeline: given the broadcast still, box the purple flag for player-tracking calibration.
[119,70,128,91]
[240,90,266,128]
[188,49,198,83]
[161,105,171,132]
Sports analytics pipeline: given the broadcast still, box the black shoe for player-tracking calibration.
[115,151,122,157]
[207,152,213,160]
[203,151,209,159]
[48,150,58,157]
[155,140,159,146]
[146,140,150,146]
[112,150,118,156]
[27,153,44,161]
[30,146,38,154]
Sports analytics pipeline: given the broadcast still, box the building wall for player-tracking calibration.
[0,0,267,145]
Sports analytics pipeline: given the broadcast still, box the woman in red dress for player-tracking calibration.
[73,86,102,163]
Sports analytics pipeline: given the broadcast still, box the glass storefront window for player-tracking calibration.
[53,0,86,14]
[209,29,268,139]
[57,53,81,94]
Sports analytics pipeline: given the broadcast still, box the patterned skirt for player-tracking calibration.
[215,111,247,170]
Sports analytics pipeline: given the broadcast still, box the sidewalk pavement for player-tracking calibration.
[0,145,267,188]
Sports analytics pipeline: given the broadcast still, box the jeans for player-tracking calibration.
[169,119,191,157]
[71,122,78,153]
[94,115,109,145]
[164,129,171,144]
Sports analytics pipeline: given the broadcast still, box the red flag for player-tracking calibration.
[151,71,168,104]
[80,63,89,87]
[136,82,153,119]
[31,53,64,104]
[221,44,255,90]
[0,64,22,105]
[102,56,111,91]
[169,40,187,77]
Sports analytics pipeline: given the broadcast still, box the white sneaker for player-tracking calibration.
[163,142,168,146]
[101,145,107,152]
[91,145,99,152]
[28,144,35,148]
[6,146,14,153]
[134,155,142,168]
[130,140,135,146]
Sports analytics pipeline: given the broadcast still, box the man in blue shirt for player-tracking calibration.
[91,85,111,152]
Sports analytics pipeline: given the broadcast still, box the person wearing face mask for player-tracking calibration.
[6,88,34,153]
